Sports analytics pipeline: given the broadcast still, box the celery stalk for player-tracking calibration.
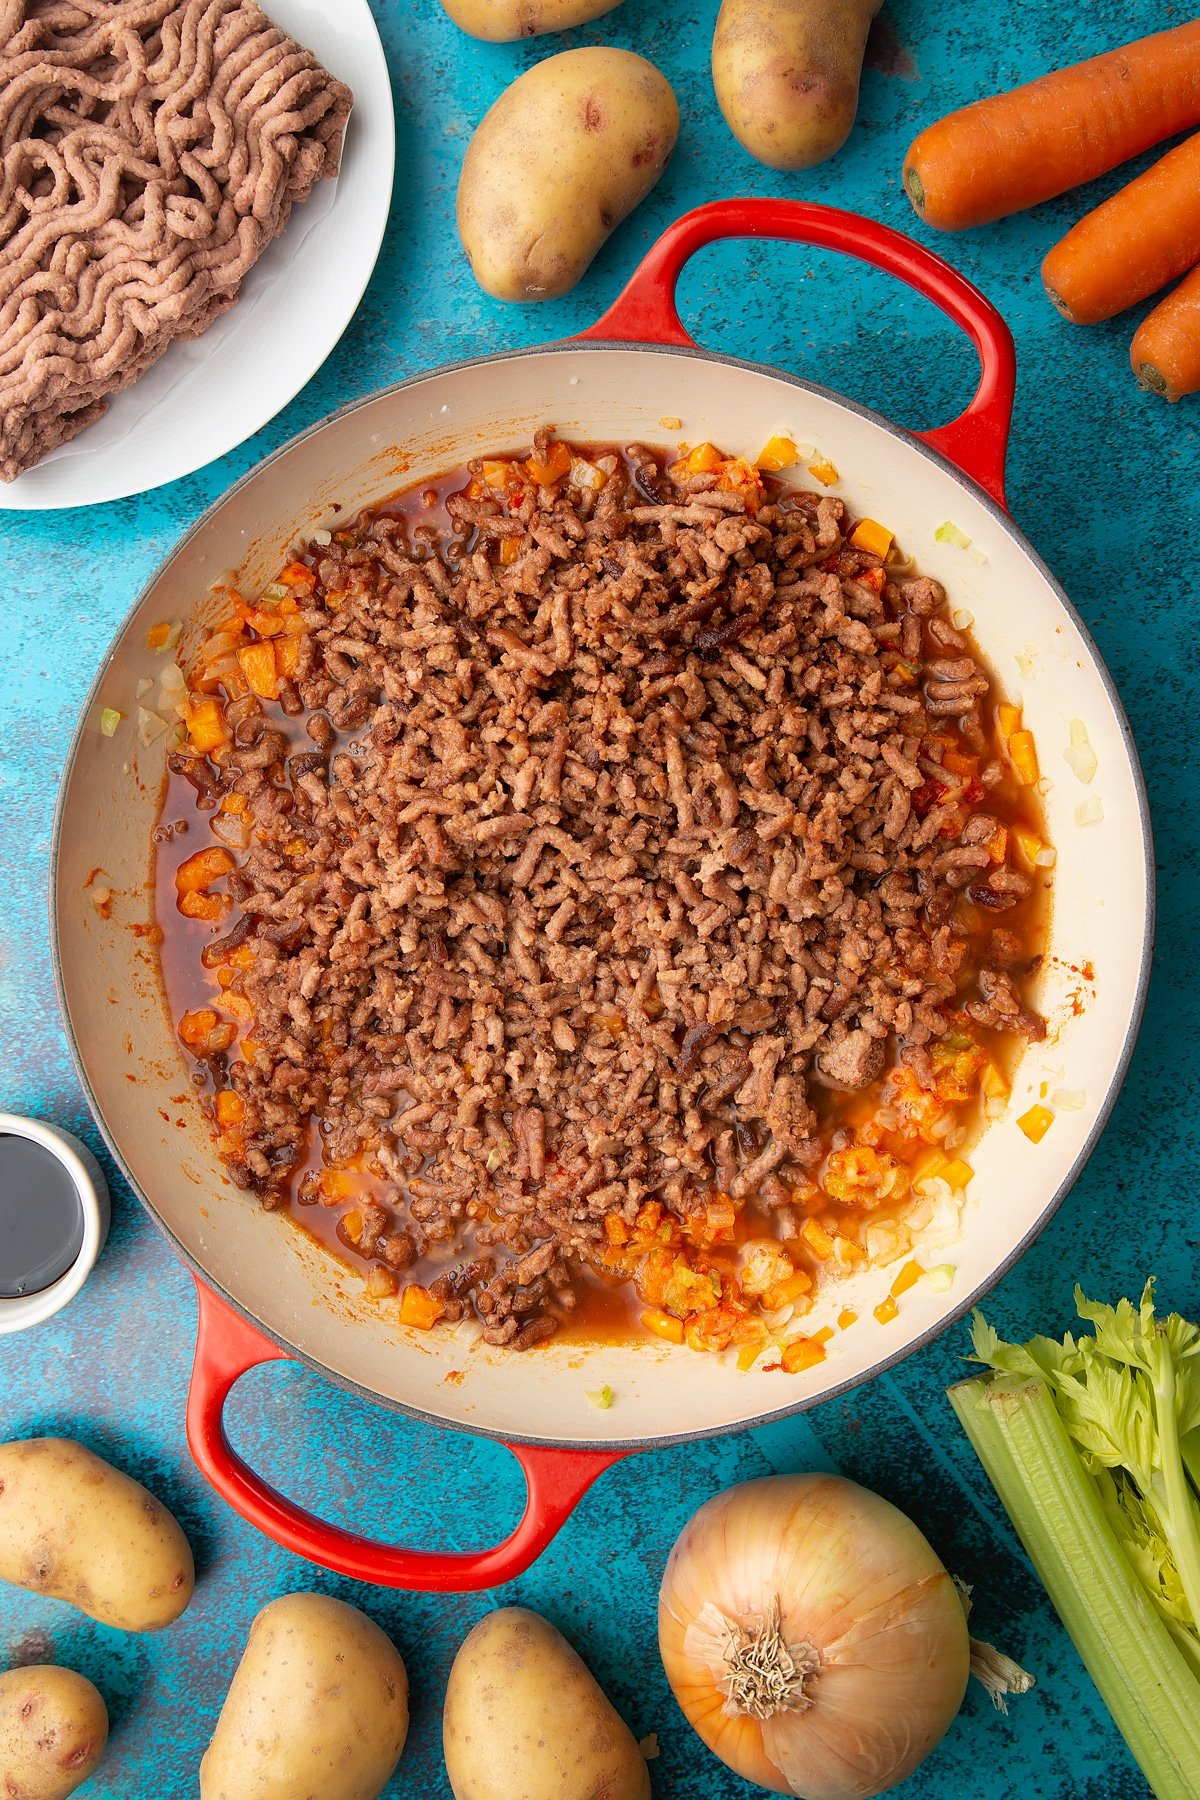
[950,1375,1200,1800]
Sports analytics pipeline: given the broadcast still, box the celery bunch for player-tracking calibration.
[949,1281,1200,1800]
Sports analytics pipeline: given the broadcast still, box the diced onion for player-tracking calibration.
[137,707,168,747]
[1015,648,1037,679]
[136,676,153,699]
[922,1263,956,1293]
[965,544,988,565]
[99,707,123,737]
[659,416,682,431]
[1052,1089,1087,1112]
[570,457,605,492]
[453,1317,484,1346]
[587,1384,615,1409]
[934,520,971,549]
[209,812,251,850]
[90,885,111,912]
[1035,847,1057,868]
[312,528,333,546]
[1063,718,1098,784]
[952,608,974,629]
[1075,797,1105,826]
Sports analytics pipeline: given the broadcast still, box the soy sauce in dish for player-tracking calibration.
[0,1136,84,1298]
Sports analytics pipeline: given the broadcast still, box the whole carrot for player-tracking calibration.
[1131,266,1200,401]
[1043,133,1200,324]
[904,20,1200,232]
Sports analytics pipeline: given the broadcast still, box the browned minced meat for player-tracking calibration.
[178,438,1044,1343]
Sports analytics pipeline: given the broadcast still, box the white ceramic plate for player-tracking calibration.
[1,0,394,513]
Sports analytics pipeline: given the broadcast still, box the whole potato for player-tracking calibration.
[712,0,883,170]
[457,48,678,302]
[443,1607,649,1800]
[0,1438,194,1632]
[439,0,623,41]
[200,1593,409,1800]
[0,1665,108,1800]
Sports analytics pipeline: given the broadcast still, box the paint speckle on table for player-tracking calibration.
[0,1,1195,1796]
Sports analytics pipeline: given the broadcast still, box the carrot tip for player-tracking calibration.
[1134,361,1174,398]
[902,164,925,214]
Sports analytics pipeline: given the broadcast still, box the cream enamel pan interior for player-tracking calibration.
[53,340,1152,1449]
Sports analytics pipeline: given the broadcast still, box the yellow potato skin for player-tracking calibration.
[457,48,678,303]
[712,0,883,170]
[439,0,623,41]
[443,1607,650,1800]
[200,1593,409,1800]
[0,1439,194,1632]
[0,1666,109,1800]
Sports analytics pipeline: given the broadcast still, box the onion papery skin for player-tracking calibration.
[658,1474,970,1799]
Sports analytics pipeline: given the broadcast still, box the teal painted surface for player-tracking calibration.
[0,0,1196,1794]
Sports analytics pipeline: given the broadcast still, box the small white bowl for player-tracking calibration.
[0,1114,110,1335]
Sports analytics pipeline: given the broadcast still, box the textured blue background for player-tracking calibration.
[1,0,1196,1794]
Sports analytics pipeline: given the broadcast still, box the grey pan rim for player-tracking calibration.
[51,337,1156,1455]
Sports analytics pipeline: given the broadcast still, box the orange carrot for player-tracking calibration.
[1131,264,1200,401]
[903,20,1200,231]
[1043,132,1200,324]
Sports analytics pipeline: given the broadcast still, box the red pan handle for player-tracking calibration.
[186,1279,626,1590]
[577,198,1016,510]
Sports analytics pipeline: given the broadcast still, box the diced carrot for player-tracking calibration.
[186,696,227,754]
[756,435,799,472]
[215,1090,246,1126]
[683,442,723,475]
[985,824,1009,863]
[481,459,515,489]
[801,1218,836,1258]
[499,538,521,566]
[807,457,840,487]
[525,441,572,485]
[221,793,248,816]
[641,1307,685,1345]
[981,1062,1010,1099]
[1018,1104,1055,1143]
[837,1308,858,1330]
[237,642,278,700]
[996,702,1022,741]
[1008,730,1040,785]
[942,748,978,778]
[230,944,255,970]
[400,1285,444,1330]
[221,994,254,1023]
[762,1271,813,1311]
[604,1215,631,1246]
[319,1169,358,1204]
[175,847,235,895]
[178,1009,236,1053]
[279,561,316,595]
[891,1260,926,1298]
[178,891,223,922]
[874,1295,900,1325]
[941,1158,974,1189]
[1012,826,1044,870]
[834,1235,866,1266]
[780,1335,827,1373]
[849,518,894,559]
[146,622,171,650]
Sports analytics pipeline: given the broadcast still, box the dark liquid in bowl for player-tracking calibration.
[0,1136,85,1298]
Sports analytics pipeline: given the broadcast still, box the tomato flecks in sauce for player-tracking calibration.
[153,440,1052,1364]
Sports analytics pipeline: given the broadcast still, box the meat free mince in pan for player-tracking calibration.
[154,434,1051,1370]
